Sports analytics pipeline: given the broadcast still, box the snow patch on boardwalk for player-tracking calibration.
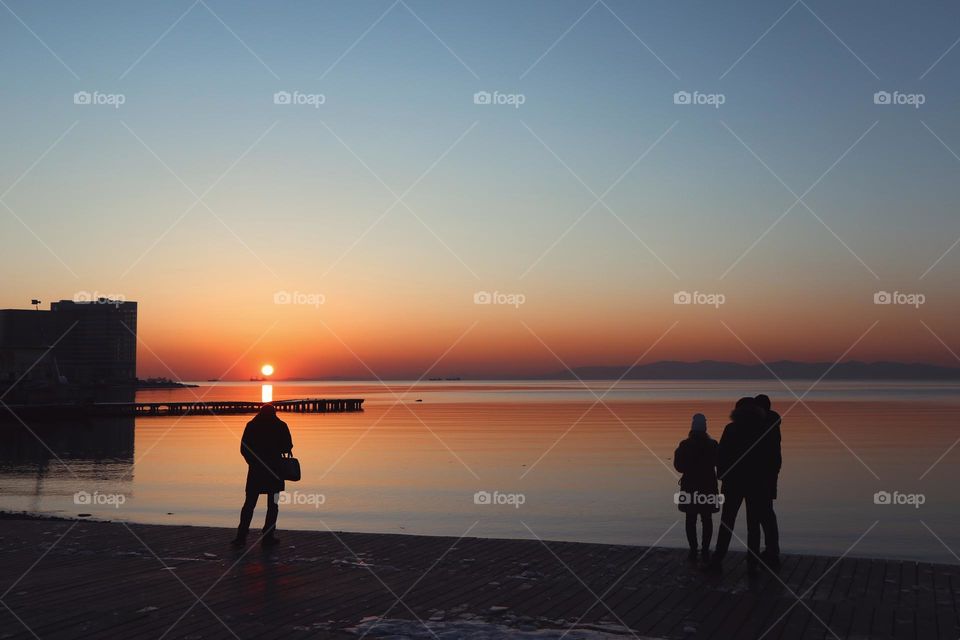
[347,617,663,639]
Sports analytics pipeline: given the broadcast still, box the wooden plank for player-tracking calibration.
[778,555,831,640]
[932,563,958,639]
[825,558,862,638]
[944,572,960,640]
[871,559,896,639]
[728,557,808,640]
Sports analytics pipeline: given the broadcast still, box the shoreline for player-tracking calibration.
[1,514,957,639]
[3,509,952,566]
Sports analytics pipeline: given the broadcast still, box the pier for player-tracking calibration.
[0,398,364,421]
[128,397,364,416]
[0,516,957,639]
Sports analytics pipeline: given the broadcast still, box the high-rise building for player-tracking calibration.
[0,298,137,404]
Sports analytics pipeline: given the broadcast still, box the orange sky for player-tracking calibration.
[133,286,960,380]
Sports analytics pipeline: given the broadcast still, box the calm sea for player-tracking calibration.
[1,380,958,563]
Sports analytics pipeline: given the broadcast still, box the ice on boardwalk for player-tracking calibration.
[347,617,663,639]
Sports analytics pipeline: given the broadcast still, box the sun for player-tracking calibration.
[260,364,274,377]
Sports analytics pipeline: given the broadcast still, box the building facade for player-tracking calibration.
[0,299,137,404]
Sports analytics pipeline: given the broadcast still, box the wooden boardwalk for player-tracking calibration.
[0,517,957,639]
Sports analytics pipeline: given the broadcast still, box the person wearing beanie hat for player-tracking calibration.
[691,413,707,433]
[673,412,719,563]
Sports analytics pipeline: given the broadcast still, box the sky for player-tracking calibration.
[1,0,959,379]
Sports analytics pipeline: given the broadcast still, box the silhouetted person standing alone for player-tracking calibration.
[232,404,292,547]
[709,397,766,575]
[755,393,782,568]
[673,413,719,564]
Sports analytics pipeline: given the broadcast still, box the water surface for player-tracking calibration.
[1,380,957,563]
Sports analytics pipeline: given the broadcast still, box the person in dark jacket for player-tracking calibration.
[755,394,782,567]
[232,404,293,547]
[673,413,719,563]
[708,397,769,574]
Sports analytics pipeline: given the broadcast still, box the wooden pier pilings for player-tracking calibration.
[1,398,363,420]
[129,398,364,416]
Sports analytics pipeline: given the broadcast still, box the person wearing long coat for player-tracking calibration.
[673,413,719,563]
[755,393,782,567]
[709,396,773,574]
[232,404,293,547]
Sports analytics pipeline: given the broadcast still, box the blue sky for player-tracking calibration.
[2,0,959,376]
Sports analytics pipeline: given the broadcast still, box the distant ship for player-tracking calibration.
[137,377,198,389]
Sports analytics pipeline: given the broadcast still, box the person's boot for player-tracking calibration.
[701,548,711,564]
[687,547,698,562]
[230,534,247,547]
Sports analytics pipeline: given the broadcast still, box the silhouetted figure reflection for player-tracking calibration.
[708,397,770,575]
[673,413,719,564]
[232,404,292,547]
[755,393,782,568]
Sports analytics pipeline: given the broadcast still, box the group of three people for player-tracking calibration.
[674,394,782,574]
[231,398,782,570]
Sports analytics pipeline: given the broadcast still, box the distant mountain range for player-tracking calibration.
[283,360,960,382]
[534,360,960,381]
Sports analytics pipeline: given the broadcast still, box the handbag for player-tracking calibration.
[280,452,301,482]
